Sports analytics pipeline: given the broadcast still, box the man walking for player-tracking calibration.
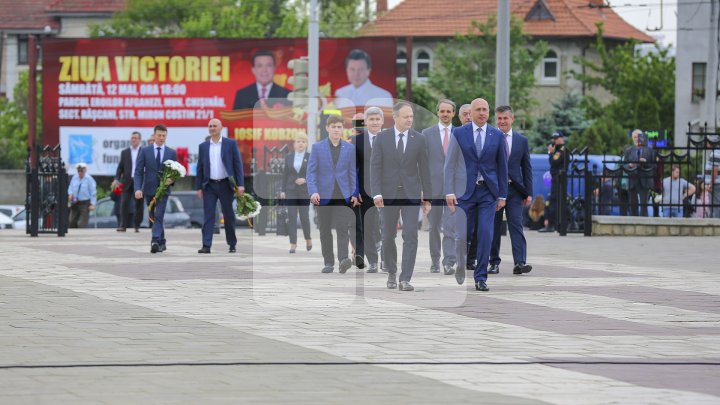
[623,129,656,217]
[113,131,144,232]
[67,162,96,228]
[445,98,508,292]
[371,101,432,291]
[196,119,245,254]
[489,105,532,275]
[421,99,457,275]
[134,125,177,253]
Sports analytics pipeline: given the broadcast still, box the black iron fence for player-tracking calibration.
[26,145,68,236]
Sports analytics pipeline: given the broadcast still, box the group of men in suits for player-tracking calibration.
[306,98,533,292]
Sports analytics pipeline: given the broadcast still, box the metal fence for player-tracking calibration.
[26,145,68,236]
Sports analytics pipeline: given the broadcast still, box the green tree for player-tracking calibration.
[528,92,591,153]
[396,80,439,128]
[427,15,547,116]
[569,118,625,155]
[0,71,42,169]
[571,23,675,132]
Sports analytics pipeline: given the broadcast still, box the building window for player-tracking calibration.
[17,36,29,65]
[416,50,431,80]
[541,50,559,83]
[692,62,706,102]
[397,50,407,78]
[526,0,555,21]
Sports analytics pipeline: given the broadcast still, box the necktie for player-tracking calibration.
[504,132,510,160]
[442,127,449,156]
[370,135,375,149]
[156,147,162,167]
[75,180,82,203]
[260,85,267,100]
[475,128,483,157]
[397,133,405,158]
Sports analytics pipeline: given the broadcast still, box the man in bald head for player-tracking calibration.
[196,119,245,254]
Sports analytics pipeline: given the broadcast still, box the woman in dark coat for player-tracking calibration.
[280,134,312,253]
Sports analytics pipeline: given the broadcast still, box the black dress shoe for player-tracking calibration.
[160,244,167,252]
[321,266,334,273]
[443,264,455,275]
[513,263,532,274]
[430,263,440,273]
[466,262,475,271]
[367,263,378,273]
[151,243,160,253]
[386,274,397,289]
[455,267,466,285]
[134,228,139,233]
[198,246,211,254]
[488,264,499,274]
[398,281,414,291]
[538,227,555,233]
[475,280,489,291]
[229,246,236,253]
[116,227,126,232]
[355,255,365,269]
[339,258,352,274]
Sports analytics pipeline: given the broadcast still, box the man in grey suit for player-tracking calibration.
[623,129,656,217]
[421,99,457,275]
[371,101,432,291]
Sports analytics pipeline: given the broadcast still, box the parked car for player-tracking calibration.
[90,196,192,229]
[12,209,26,230]
[0,212,13,229]
[173,190,248,228]
[0,204,24,219]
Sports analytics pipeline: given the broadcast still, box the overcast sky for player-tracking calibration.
[387,0,677,46]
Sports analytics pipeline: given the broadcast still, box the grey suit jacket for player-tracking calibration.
[421,124,453,199]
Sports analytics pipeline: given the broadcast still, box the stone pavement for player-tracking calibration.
[0,227,719,404]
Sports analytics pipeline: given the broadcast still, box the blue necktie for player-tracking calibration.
[155,147,162,167]
[475,128,483,157]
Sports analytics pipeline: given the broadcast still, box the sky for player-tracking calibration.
[387,0,677,47]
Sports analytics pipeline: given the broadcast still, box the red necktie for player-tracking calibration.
[442,127,449,156]
[260,85,268,100]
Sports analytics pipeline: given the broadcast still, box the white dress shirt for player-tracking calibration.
[504,128,513,157]
[293,152,304,173]
[209,136,229,180]
[471,122,487,151]
[335,79,393,109]
[368,132,378,149]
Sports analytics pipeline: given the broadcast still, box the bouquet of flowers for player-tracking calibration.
[229,177,261,227]
[149,160,187,223]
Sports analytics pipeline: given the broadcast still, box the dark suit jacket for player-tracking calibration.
[350,130,378,201]
[306,138,357,205]
[421,124,454,199]
[507,130,533,199]
[370,128,431,202]
[195,137,245,192]
[282,151,310,197]
[115,147,139,184]
[623,144,656,189]
[444,123,508,201]
[134,145,178,196]
[232,82,291,110]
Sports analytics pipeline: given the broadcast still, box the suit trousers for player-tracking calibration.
[286,197,311,245]
[69,200,90,228]
[354,200,380,265]
[145,194,168,245]
[317,200,354,266]
[120,179,143,229]
[381,198,420,283]
[490,187,527,266]
[202,181,237,248]
[628,185,650,217]
[455,184,496,282]
[428,199,456,266]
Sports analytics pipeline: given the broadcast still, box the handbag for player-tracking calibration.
[276,206,289,236]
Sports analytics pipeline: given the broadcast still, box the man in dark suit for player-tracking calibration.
[445,98,508,292]
[307,114,359,274]
[113,131,144,232]
[233,50,291,110]
[489,105,532,275]
[623,129,656,217]
[371,101,432,292]
[196,119,245,254]
[350,106,384,273]
[421,99,457,275]
[134,125,178,254]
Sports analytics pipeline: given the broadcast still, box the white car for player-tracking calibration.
[0,204,24,219]
[0,212,13,229]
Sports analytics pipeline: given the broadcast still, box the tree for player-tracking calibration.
[427,15,547,116]
[0,71,42,169]
[571,23,675,133]
[527,92,591,153]
[569,119,626,155]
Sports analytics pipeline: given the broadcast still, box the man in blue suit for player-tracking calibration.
[444,98,508,291]
[196,119,245,254]
[134,124,178,254]
[307,114,359,274]
[489,105,532,275]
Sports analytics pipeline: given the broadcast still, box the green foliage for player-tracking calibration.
[571,23,675,132]
[527,92,591,153]
[427,15,547,116]
[90,0,367,39]
[570,118,626,155]
[396,80,439,129]
[0,71,41,169]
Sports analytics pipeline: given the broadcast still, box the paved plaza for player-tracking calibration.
[0,227,719,404]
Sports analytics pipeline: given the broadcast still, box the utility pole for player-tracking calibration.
[308,0,320,149]
[705,0,719,130]
[495,0,510,107]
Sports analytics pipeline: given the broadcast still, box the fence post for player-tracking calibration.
[584,153,593,236]
[557,150,568,236]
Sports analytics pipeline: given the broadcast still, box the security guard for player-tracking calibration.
[540,132,567,232]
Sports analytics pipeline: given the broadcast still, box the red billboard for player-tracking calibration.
[42,38,397,175]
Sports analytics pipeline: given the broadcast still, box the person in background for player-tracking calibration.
[523,195,545,230]
[458,104,472,126]
[661,165,695,218]
[280,134,312,253]
[113,131,144,232]
[67,162,97,228]
[693,177,712,219]
[623,129,656,217]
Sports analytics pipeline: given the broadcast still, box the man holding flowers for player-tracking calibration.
[134,125,178,254]
[196,119,245,254]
